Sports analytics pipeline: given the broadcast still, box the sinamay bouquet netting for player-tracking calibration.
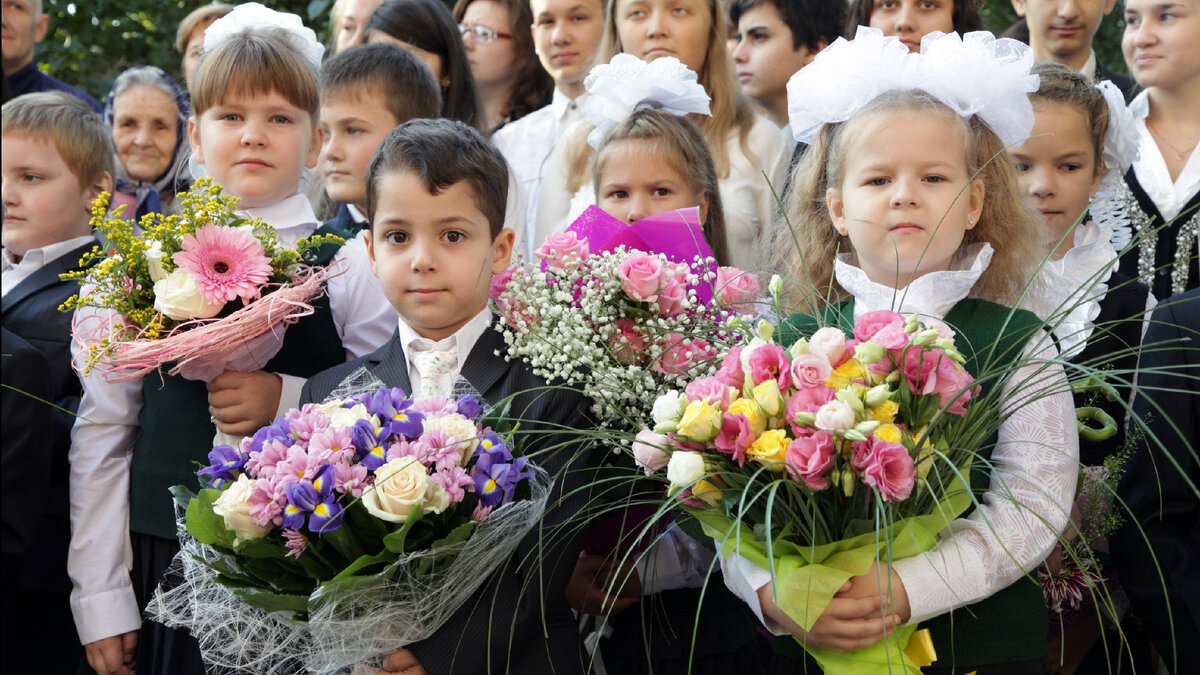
[149,467,550,674]
[148,369,553,673]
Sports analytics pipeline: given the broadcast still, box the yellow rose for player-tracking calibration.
[868,401,900,424]
[676,400,722,442]
[752,379,784,417]
[875,423,902,444]
[727,398,766,435]
[827,359,868,389]
[692,478,724,506]
[746,429,790,469]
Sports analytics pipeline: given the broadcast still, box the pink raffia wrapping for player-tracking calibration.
[74,266,336,383]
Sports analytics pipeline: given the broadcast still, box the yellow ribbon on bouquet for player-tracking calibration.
[902,628,936,667]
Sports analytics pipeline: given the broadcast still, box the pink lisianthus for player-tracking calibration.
[807,327,848,365]
[902,347,979,414]
[714,347,745,389]
[849,438,875,473]
[245,438,292,480]
[333,459,370,497]
[790,353,833,390]
[652,335,714,377]
[617,252,665,301]
[785,430,835,489]
[785,387,835,435]
[857,438,915,502]
[854,311,909,349]
[431,465,473,503]
[535,231,589,271]
[172,224,273,304]
[685,377,732,409]
[248,478,286,527]
[716,267,760,305]
[749,344,791,390]
[610,318,648,365]
[655,276,688,316]
[714,413,754,466]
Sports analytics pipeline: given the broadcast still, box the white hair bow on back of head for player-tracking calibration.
[581,53,711,149]
[203,2,325,72]
[1095,80,1140,174]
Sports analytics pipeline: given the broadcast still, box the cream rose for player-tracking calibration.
[213,475,270,543]
[422,413,478,459]
[327,402,375,429]
[651,391,687,433]
[364,458,438,522]
[153,270,223,321]
[144,240,169,282]
[666,451,706,490]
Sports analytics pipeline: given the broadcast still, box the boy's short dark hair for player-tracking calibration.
[365,118,509,238]
[320,43,443,125]
[729,0,846,52]
[2,91,115,186]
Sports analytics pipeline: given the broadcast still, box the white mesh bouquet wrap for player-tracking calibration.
[147,369,553,673]
[787,27,1039,147]
[203,1,325,70]
[582,53,711,148]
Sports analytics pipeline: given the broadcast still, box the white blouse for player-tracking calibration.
[721,245,1079,630]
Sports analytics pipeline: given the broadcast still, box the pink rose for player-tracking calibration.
[786,387,834,435]
[807,327,847,365]
[858,438,915,502]
[785,430,835,490]
[854,311,906,343]
[685,377,732,409]
[716,267,760,306]
[610,318,648,365]
[714,347,745,389]
[748,344,791,390]
[790,353,833,390]
[632,429,671,475]
[535,231,589,271]
[656,276,688,316]
[653,335,715,377]
[873,323,912,351]
[714,413,754,466]
[617,252,665,301]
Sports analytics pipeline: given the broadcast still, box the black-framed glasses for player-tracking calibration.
[459,23,513,42]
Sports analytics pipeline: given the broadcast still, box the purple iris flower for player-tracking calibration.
[281,481,319,529]
[282,466,340,531]
[197,444,247,488]
[351,419,391,469]
[456,395,484,419]
[472,451,532,508]
[308,496,345,533]
[387,408,424,439]
[245,423,290,456]
[474,435,512,463]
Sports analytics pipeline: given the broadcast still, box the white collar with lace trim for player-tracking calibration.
[835,243,993,322]
[236,194,319,249]
[1029,221,1115,360]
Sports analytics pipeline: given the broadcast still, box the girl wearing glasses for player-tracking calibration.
[366,0,485,130]
[454,0,555,133]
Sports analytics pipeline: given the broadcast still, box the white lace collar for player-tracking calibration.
[1028,221,1114,360]
[236,194,319,249]
[835,242,993,321]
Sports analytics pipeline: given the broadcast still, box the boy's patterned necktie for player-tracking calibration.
[410,345,459,398]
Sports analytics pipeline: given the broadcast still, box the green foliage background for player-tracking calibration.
[37,0,1127,104]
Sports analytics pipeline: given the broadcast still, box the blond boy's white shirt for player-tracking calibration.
[66,193,398,644]
[1,234,95,297]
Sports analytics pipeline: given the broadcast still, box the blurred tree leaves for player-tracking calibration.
[36,0,333,102]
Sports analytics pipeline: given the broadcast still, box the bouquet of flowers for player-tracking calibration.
[148,386,550,674]
[63,177,344,382]
[633,310,988,674]
[491,205,758,429]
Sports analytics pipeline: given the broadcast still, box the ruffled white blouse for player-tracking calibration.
[721,247,1079,630]
[1022,222,1116,360]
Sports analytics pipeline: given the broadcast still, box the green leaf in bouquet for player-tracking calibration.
[425,520,478,572]
[195,554,259,588]
[330,549,398,581]
[318,523,368,563]
[382,504,425,554]
[478,393,515,434]
[343,500,389,552]
[235,536,289,560]
[185,489,236,549]
[170,485,196,513]
[239,557,318,594]
[233,588,311,617]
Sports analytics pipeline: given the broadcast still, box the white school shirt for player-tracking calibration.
[1,234,94,297]
[395,307,493,395]
[533,113,792,270]
[1129,91,1200,223]
[721,244,1079,631]
[492,88,585,259]
[66,193,397,645]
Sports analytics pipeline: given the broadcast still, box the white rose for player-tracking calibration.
[422,413,479,459]
[632,429,671,475]
[814,400,856,431]
[363,458,435,522]
[153,270,223,321]
[212,475,270,543]
[328,402,375,429]
[666,450,706,489]
[144,240,169,282]
[651,391,687,433]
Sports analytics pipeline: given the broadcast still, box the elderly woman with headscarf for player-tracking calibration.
[103,65,191,220]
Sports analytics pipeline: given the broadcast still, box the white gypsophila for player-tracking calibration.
[495,247,741,428]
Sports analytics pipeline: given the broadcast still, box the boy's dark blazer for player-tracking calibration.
[1095,59,1141,104]
[301,323,595,675]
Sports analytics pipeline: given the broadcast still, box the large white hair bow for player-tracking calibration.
[786,27,1039,148]
[1095,80,1140,173]
[581,53,711,148]
[203,2,325,72]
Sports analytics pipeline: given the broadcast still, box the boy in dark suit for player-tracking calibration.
[1010,0,1140,102]
[300,118,594,675]
[1,90,113,673]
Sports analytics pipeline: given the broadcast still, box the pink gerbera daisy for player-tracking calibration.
[173,224,273,304]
